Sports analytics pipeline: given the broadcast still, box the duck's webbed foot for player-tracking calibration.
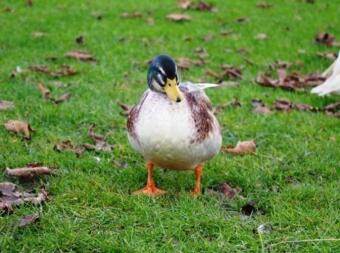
[133,161,166,197]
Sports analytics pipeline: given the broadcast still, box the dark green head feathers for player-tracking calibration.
[147,55,179,92]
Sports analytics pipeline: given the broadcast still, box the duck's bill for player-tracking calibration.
[164,78,183,103]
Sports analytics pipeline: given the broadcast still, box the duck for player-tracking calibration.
[127,55,222,196]
[311,51,340,96]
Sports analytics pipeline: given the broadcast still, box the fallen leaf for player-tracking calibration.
[213,98,241,115]
[6,166,52,180]
[75,35,84,44]
[84,125,114,152]
[26,0,33,7]
[256,63,325,91]
[255,33,268,40]
[194,47,208,59]
[166,13,191,22]
[53,140,85,157]
[222,140,256,155]
[18,213,40,227]
[51,93,71,104]
[241,200,257,216]
[221,64,243,79]
[251,99,272,115]
[274,98,292,112]
[293,103,315,112]
[0,186,48,213]
[65,50,96,63]
[29,64,77,77]
[121,12,143,18]
[315,32,337,47]
[4,120,33,139]
[0,100,15,111]
[208,182,241,199]
[38,83,50,99]
[177,0,215,11]
[0,182,16,196]
[117,101,132,116]
[176,57,204,69]
[324,102,340,118]
[177,0,192,9]
[256,2,272,8]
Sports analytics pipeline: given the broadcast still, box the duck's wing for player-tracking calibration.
[311,51,340,96]
[311,75,340,96]
[180,81,219,92]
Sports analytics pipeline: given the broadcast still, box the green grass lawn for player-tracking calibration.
[1,0,339,252]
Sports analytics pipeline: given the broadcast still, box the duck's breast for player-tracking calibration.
[128,90,221,170]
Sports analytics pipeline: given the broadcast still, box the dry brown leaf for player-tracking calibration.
[177,0,192,9]
[315,32,337,47]
[0,100,15,111]
[51,93,71,104]
[65,50,96,62]
[54,140,85,157]
[18,213,40,227]
[117,101,132,116]
[213,99,241,115]
[4,120,32,139]
[256,2,272,8]
[84,125,114,152]
[176,57,204,70]
[221,64,243,80]
[251,99,272,115]
[324,102,340,118]
[222,140,256,155]
[166,13,192,22]
[6,166,52,179]
[255,62,325,91]
[0,186,48,213]
[38,83,50,99]
[274,99,292,112]
[29,64,77,77]
[26,0,33,7]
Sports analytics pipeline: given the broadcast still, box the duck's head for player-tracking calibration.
[147,55,183,103]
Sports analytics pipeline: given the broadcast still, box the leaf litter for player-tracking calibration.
[0,183,48,213]
[4,120,33,139]
[18,213,40,227]
[222,140,256,155]
[6,165,53,180]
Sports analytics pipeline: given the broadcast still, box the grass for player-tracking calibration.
[0,0,339,252]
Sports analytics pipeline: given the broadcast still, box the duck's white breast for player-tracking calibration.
[128,90,222,170]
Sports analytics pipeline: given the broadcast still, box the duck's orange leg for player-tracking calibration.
[192,164,203,196]
[133,161,166,196]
